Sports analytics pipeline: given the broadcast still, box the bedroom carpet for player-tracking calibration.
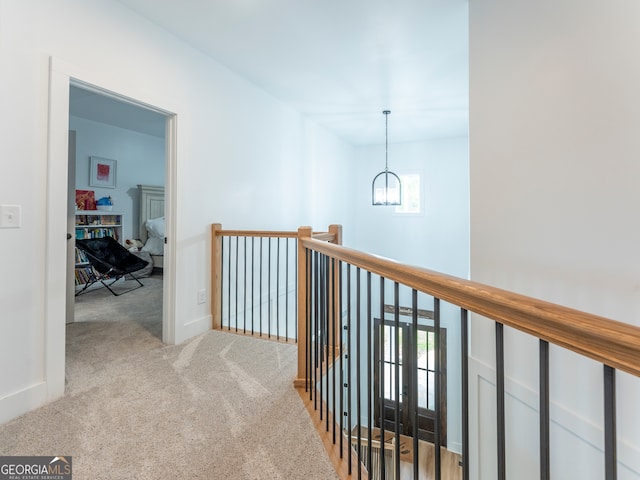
[0,277,338,480]
[73,274,163,341]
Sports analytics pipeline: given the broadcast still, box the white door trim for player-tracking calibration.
[47,57,178,400]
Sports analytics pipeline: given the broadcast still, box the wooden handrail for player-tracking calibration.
[300,237,640,378]
[213,228,338,241]
[312,232,335,242]
[214,229,298,238]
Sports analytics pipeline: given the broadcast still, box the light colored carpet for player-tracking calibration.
[0,276,338,479]
[73,274,163,341]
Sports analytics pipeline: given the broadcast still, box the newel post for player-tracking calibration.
[328,224,342,246]
[211,223,222,330]
[294,225,313,388]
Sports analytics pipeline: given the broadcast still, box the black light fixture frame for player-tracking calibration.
[372,110,402,206]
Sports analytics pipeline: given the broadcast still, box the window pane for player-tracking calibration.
[383,325,395,362]
[382,324,403,403]
[416,330,430,369]
[417,330,435,410]
[395,173,421,214]
[383,363,403,403]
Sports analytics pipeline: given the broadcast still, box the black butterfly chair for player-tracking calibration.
[76,237,150,296]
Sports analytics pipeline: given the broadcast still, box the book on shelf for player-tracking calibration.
[74,265,114,286]
[75,227,118,241]
[75,213,121,226]
[74,266,96,285]
[75,247,89,264]
[100,215,118,225]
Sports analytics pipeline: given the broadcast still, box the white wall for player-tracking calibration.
[470,0,640,478]
[0,0,353,423]
[70,115,165,242]
[304,119,356,241]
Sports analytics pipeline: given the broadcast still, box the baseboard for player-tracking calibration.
[0,382,47,425]
[448,440,463,456]
[177,315,211,344]
[295,386,365,480]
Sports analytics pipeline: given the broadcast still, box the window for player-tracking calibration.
[395,173,421,214]
[373,315,447,444]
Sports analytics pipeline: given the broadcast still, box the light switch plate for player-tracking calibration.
[0,205,21,228]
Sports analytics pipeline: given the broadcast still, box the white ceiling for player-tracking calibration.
[74,0,468,146]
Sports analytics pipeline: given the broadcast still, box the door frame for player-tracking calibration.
[46,57,178,401]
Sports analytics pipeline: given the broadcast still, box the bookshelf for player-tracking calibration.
[75,211,123,242]
[74,247,94,286]
[74,211,123,288]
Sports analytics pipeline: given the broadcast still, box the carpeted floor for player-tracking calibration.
[0,276,338,479]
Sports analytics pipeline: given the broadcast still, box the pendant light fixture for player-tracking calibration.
[372,110,402,205]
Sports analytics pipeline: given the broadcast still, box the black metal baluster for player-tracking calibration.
[295,239,298,341]
[325,255,330,433]
[286,238,289,341]
[313,251,319,408]
[413,290,419,480]
[309,249,314,397]
[220,235,225,329]
[251,237,255,335]
[306,249,310,395]
[379,277,386,480]
[332,258,337,444]
[339,260,344,458]
[268,237,272,338]
[277,237,280,340]
[604,365,617,480]
[318,252,323,417]
[540,340,549,480]
[243,236,247,334]
[235,236,239,332]
[259,237,263,337]
[367,271,373,477]
[227,236,231,331]
[357,268,362,480]
[496,322,506,480]
[347,264,352,475]
[434,297,441,480]
[394,282,401,480]
[461,309,469,480]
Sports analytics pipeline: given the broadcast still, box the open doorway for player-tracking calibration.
[47,58,178,402]
[67,86,166,340]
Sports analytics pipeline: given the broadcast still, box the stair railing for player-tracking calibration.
[210,224,340,342]
[212,223,640,480]
[296,233,640,480]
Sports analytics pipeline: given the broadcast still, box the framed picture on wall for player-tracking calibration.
[89,156,117,188]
